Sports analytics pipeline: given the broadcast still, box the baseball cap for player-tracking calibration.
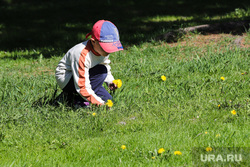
[86,20,123,53]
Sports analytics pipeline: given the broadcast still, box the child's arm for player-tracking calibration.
[102,58,115,86]
[71,47,105,106]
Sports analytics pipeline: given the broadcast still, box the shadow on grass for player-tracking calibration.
[32,88,89,110]
[0,0,249,59]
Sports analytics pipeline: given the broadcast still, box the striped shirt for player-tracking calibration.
[55,40,114,105]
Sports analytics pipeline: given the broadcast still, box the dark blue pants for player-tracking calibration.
[63,64,112,102]
[89,64,112,102]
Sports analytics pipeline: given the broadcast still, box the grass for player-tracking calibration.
[0,33,249,166]
[1,0,249,52]
[0,0,250,166]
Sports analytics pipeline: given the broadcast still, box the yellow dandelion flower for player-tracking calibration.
[121,145,126,150]
[206,147,212,152]
[231,110,237,115]
[106,99,113,107]
[174,151,182,155]
[113,79,122,88]
[161,75,166,81]
[216,134,221,137]
[152,156,155,159]
[220,77,225,81]
[241,73,244,75]
[205,131,208,134]
[158,148,165,154]
[92,112,96,116]
[217,104,221,108]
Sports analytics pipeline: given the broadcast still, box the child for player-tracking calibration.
[55,20,123,107]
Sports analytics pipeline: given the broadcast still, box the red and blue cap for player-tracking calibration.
[86,20,123,53]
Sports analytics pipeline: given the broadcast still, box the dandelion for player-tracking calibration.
[205,131,208,134]
[231,110,237,115]
[241,73,244,75]
[92,112,96,116]
[220,77,225,81]
[216,134,221,137]
[174,151,182,155]
[161,75,166,81]
[106,99,113,107]
[121,145,126,150]
[113,79,122,88]
[206,147,212,152]
[217,104,221,108]
[152,156,155,159]
[158,148,165,154]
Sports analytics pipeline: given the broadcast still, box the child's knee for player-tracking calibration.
[89,64,107,76]
[102,93,112,102]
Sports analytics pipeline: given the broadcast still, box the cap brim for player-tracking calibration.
[99,41,123,53]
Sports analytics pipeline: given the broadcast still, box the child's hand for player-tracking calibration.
[109,82,118,91]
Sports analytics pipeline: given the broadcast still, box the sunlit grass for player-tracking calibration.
[0,0,249,166]
[0,32,249,166]
[144,8,249,24]
[144,15,193,23]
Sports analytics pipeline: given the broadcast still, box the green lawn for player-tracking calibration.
[0,33,249,166]
[0,0,250,166]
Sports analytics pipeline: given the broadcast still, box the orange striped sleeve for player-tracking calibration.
[78,43,103,105]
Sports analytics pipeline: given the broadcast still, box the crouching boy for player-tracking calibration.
[55,20,123,107]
